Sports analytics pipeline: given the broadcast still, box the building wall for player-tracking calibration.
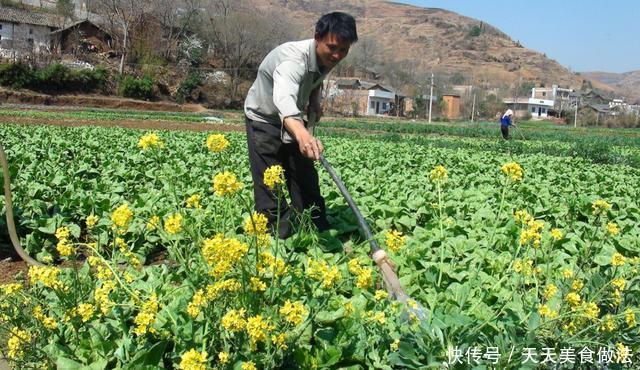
[0,22,52,55]
[529,104,550,118]
[0,22,12,48]
[442,95,460,119]
[532,88,554,100]
[367,96,392,115]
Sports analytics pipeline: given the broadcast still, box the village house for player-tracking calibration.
[504,84,577,119]
[0,6,61,58]
[51,19,113,54]
[0,4,113,60]
[325,78,407,117]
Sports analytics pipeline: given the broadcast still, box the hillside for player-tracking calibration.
[251,0,587,91]
[581,70,640,102]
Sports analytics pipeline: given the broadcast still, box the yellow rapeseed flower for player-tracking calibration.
[186,194,202,209]
[76,303,95,322]
[221,309,246,332]
[562,268,574,279]
[607,222,620,236]
[385,230,406,253]
[429,165,448,183]
[179,348,208,370]
[571,279,584,291]
[356,268,373,289]
[625,308,636,328]
[514,210,533,225]
[250,277,267,293]
[565,292,581,308]
[28,266,64,290]
[41,316,58,330]
[201,234,248,278]
[307,258,341,289]
[218,351,230,365]
[147,215,160,230]
[599,314,616,332]
[86,215,99,229]
[246,314,273,348]
[205,279,241,300]
[538,304,557,319]
[164,213,183,234]
[55,226,71,240]
[390,339,400,352]
[244,212,269,235]
[187,290,207,318]
[611,252,626,267]
[592,199,611,216]
[279,300,308,325]
[543,284,558,300]
[241,362,257,370]
[133,293,159,336]
[611,277,625,291]
[138,133,164,150]
[374,290,388,301]
[344,301,355,316]
[562,321,577,334]
[55,226,75,257]
[501,162,523,182]
[94,280,115,315]
[212,171,242,196]
[550,228,563,240]
[611,289,622,307]
[583,302,600,321]
[0,283,22,295]
[7,329,31,359]
[263,165,285,189]
[206,134,229,153]
[366,311,386,324]
[111,204,133,230]
[272,333,288,350]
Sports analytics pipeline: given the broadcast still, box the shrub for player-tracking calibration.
[0,61,35,89]
[0,62,109,93]
[468,25,482,37]
[35,63,70,91]
[117,75,155,100]
[175,72,203,103]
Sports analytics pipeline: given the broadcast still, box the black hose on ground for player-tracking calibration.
[0,142,42,266]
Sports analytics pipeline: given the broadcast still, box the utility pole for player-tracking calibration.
[471,89,476,123]
[428,72,434,123]
[574,96,578,128]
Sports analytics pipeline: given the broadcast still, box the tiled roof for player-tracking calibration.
[0,6,62,27]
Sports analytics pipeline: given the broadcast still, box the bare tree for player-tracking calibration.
[151,0,201,60]
[349,35,381,73]
[94,0,148,73]
[199,0,301,96]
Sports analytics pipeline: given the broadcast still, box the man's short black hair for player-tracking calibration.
[315,12,358,43]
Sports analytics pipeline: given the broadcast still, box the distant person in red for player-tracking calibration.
[500,109,515,139]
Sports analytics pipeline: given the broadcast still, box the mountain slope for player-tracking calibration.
[581,70,640,102]
[251,0,586,90]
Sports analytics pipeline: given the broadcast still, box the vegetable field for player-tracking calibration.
[0,117,639,369]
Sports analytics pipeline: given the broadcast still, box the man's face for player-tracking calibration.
[315,33,351,70]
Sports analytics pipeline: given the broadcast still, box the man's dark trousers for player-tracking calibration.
[245,117,330,239]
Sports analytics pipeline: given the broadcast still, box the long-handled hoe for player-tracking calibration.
[319,153,425,319]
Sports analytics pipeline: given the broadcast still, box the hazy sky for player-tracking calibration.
[394,0,640,73]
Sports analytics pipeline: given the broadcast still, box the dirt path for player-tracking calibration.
[0,88,208,113]
[0,116,245,132]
